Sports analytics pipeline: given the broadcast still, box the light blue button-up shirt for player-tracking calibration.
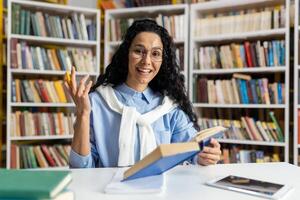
[69,83,198,168]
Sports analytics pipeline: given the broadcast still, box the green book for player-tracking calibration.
[20,9,26,35]
[0,170,72,199]
[269,111,284,142]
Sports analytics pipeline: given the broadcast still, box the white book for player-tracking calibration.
[273,8,279,29]
[79,13,88,40]
[215,80,224,104]
[63,115,69,135]
[36,47,44,70]
[10,113,16,137]
[66,18,74,39]
[256,121,270,142]
[225,80,234,104]
[105,168,165,194]
[25,46,33,69]
[61,18,69,39]
[51,113,58,135]
[63,50,72,71]
[156,14,163,27]
[231,78,240,104]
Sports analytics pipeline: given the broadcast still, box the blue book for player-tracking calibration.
[250,80,258,104]
[123,126,226,181]
[241,80,249,104]
[277,83,282,104]
[268,42,274,66]
[280,40,285,65]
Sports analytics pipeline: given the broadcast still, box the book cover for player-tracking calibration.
[123,126,226,181]
[0,170,72,199]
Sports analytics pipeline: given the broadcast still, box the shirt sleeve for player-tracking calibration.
[170,108,198,143]
[169,108,200,165]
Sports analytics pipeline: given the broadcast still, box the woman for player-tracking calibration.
[67,19,221,168]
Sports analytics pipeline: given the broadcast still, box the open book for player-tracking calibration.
[123,126,226,181]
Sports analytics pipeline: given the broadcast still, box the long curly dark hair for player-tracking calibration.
[91,19,199,130]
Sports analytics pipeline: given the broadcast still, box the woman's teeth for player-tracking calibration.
[137,68,151,73]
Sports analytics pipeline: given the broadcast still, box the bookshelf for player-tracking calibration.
[104,4,189,86]
[189,0,290,163]
[294,0,299,165]
[6,0,100,169]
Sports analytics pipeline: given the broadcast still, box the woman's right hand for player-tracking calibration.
[64,66,93,116]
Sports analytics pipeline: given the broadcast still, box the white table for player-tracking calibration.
[68,162,300,200]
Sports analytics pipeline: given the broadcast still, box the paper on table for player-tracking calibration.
[104,168,166,194]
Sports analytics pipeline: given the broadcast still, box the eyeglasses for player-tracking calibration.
[130,47,163,62]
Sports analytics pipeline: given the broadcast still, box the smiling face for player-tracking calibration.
[126,32,163,92]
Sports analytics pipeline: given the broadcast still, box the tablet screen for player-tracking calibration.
[214,175,284,196]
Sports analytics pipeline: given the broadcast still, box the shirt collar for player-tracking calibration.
[115,83,154,104]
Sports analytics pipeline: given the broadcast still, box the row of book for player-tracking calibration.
[198,113,284,142]
[10,111,75,137]
[10,144,70,169]
[195,6,285,37]
[11,4,96,40]
[109,13,185,41]
[10,39,96,72]
[221,146,280,164]
[12,79,72,103]
[195,76,285,105]
[193,40,285,70]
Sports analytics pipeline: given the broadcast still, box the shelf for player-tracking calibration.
[10,69,99,76]
[193,66,286,75]
[217,139,285,147]
[11,135,73,141]
[108,38,185,47]
[193,103,286,109]
[11,103,75,107]
[107,41,121,47]
[173,38,185,44]
[194,29,286,43]
[10,0,98,14]
[11,34,98,47]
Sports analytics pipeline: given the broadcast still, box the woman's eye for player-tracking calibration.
[134,49,143,54]
[152,51,161,57]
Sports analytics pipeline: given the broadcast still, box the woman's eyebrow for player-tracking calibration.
[132,44,145,48]
[152,47,163,50]
[132,44,163,50]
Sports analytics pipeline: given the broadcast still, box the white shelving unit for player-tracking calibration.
[294,0,299,165]
[104,4,189,86]
[189,0,290,162]
[6,0,100,169]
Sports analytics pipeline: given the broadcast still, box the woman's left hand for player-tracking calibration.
[197,138,221,166]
